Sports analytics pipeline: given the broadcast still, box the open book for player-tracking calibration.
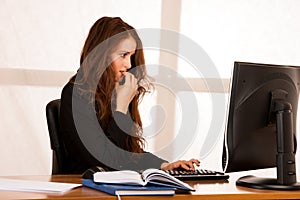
[93,168,194,191]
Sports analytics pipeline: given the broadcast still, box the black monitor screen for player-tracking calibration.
[222,61,300,190]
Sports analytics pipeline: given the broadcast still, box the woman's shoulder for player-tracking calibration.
[61,74,78,100]
[62,78,74,94]
[61,73,91,104]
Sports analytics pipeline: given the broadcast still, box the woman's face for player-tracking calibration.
[110,36,137,82]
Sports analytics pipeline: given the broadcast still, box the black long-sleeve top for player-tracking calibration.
[59,77,167,174]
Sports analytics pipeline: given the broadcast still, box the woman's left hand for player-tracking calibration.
[160,158,200,171]
[115,73,138,114]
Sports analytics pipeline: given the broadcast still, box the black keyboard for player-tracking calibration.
[164,169,229,180]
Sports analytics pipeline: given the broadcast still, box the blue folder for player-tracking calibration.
[82,179,176,196]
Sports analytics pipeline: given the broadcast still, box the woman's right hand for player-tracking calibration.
[115,73,138,114]
[160,158,200,171]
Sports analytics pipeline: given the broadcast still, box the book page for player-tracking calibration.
[93,170,145,185]
[141,169,194,190]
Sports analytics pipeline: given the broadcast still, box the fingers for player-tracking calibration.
[118,73,138,90]
[177,160,195,171]
[163,158,200,171]
[190,158,200,167]
[177,161,191,171]
[114,73,138,114]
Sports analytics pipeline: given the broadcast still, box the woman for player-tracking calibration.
[60,16,199,174]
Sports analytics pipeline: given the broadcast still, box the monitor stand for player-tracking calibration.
[237,175,300,190]
[237,99,300,190]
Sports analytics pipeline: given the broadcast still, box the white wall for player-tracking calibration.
[177,0,300,171]
[0,0,162,175]
[0,0,299,175]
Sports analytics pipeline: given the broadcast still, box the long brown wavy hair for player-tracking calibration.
[75,17,150,153]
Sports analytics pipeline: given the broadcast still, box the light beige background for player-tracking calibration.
[0,0,299,175]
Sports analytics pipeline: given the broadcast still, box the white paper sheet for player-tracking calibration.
[0,178,82,193]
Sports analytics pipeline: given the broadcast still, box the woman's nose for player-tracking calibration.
[124,57,132,69]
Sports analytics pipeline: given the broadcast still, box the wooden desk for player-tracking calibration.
[1,170,300,200]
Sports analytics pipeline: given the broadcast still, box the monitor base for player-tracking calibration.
[236,175,300,190]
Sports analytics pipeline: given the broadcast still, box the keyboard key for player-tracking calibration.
[164,169,229,180]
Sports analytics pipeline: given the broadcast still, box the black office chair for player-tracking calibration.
[46,99,68,174]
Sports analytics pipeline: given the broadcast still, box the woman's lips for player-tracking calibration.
[119,70,127,76]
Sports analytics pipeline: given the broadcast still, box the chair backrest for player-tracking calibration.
[46,99,68,174]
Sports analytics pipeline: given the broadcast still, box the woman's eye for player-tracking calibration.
[120,53,128,58]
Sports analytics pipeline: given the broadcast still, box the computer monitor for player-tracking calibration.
[222,61,300,190]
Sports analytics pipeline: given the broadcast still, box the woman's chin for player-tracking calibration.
[115,77,122,82]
